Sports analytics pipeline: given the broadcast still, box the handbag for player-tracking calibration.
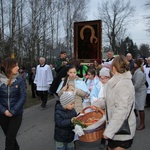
[105,103,133,135]
[115,118,130,135]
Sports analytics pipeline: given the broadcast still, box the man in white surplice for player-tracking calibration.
[34,57,53,108]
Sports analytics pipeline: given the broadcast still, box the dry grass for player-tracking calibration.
[23,84,54,109]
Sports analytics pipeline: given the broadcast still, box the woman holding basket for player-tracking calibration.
[103,55,136,150]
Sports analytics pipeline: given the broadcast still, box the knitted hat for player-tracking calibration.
[60,91,76,108]
[99,67,110,77]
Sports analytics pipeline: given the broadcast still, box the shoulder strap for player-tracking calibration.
[105,102,134,123]
[127,103,134,119]
[105,101,109,124]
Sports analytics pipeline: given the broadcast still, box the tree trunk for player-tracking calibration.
[31,0,37,65]
[0,0,5,59]
[11,0,16,58]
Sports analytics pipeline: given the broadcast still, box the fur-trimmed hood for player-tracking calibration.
[0,72,19,86]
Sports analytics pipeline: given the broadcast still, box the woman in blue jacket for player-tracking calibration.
[0,58,26,150]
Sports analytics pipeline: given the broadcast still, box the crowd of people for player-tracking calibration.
[0,51,150,150]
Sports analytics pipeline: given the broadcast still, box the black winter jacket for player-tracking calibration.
[0,73,26,116]
[54,101,77,143]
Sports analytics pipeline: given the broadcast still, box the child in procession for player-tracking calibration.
[54,91,77,150]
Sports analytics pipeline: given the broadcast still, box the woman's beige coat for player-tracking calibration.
[103,71,136,141]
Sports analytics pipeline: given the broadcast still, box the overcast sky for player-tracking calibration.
[87,0,150,47]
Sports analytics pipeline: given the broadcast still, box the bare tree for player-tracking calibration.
[56,1,61,46]
[61,0,88,57]
[48,0,56,61]
[97,0,135,54]
[0,0,5,59]
[29,0,38,65]
[11,0,17,58]
[16,0,25,65]
[144,2,150,33]
[0,0,88,67]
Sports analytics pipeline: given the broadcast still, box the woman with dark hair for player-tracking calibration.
[93,59,102,75]
[0,58,26,150]
[103,55,136,150]
[132,58,147,130]
[56,65,89,114]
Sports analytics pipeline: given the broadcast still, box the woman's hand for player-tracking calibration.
[91,105,97,110]
[4,110,13,117]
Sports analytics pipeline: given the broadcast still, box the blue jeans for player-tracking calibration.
[56,141,74,150]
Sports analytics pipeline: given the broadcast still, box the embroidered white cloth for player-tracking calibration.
[73,125,85,136]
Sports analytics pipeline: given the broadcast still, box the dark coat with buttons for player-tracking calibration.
[54,100,77,143]
[0,73,26,116]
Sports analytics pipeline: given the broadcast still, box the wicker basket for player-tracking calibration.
[76,106,106,142]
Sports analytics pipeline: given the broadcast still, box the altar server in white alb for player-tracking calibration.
[34,57,53,108]
[143,57,150,107]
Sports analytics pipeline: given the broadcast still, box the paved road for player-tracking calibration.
[0,98,150,150]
